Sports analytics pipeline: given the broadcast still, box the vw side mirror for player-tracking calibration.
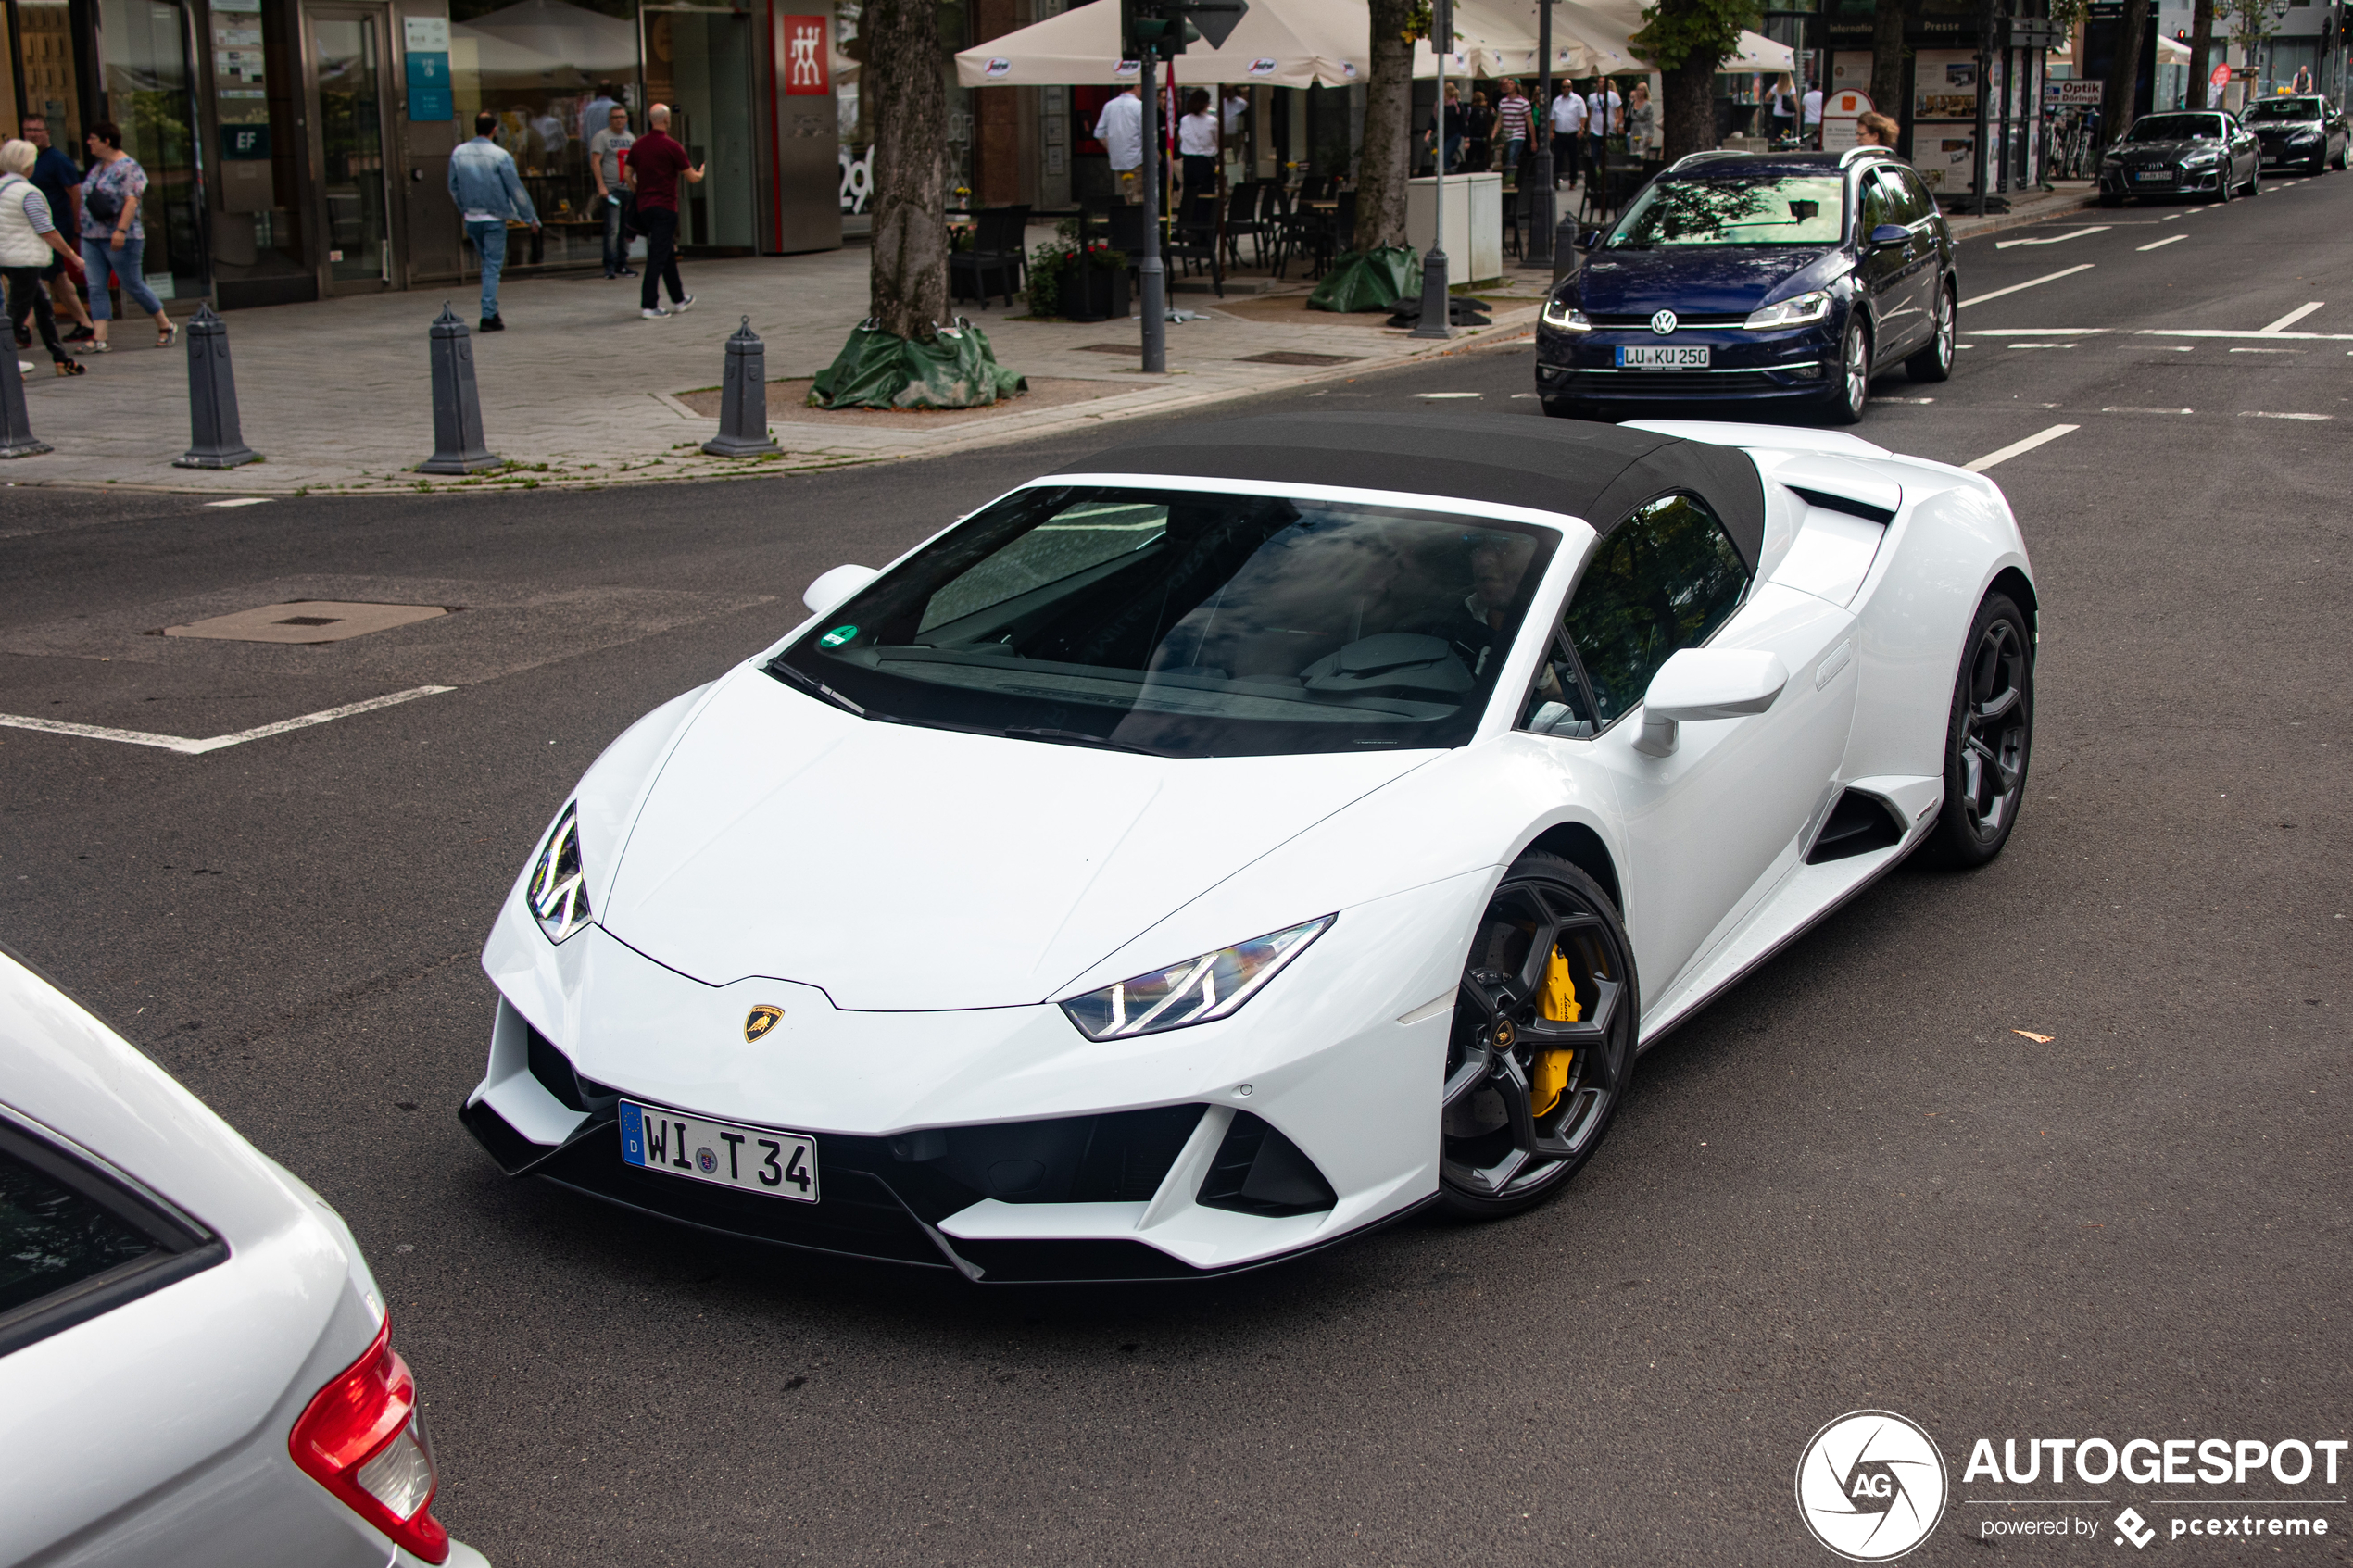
[1633,648,1790,757]
[1581,228,1603,250]
[803,564,879,616]
[1869,223,1910,248]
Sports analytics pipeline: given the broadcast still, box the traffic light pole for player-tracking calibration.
[1410,0,1453,339]
[1139,69,1168,372]
[1528,0,1555,266]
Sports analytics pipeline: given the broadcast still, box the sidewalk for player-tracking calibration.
[4,239,1545,496]
[1943,181,2100,243]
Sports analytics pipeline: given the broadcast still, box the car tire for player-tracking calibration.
[2309,153,2327,176]
[1822,318,1869,425]
[1439,852,1637,1221]
[2215,170,2233,204]
[1921,591,2034,869]
[1906,282,1956,383]
[2246,164,2261,196]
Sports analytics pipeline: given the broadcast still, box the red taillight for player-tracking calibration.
[289,1316,452,1564]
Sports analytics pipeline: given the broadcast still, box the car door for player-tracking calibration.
[1524,492,1858,1010]
[1881,166,1940,352]
[1852,170,1913,364]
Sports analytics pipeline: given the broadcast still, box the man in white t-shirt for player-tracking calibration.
[1552,86,1586,186]
[1801,85,1824,145]
[1095,85,1144,202]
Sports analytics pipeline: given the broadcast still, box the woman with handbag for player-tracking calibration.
[77,121,177,352]
[0,139,87,376]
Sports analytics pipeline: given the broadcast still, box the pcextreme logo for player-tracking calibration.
[1796,1411,1952,1562]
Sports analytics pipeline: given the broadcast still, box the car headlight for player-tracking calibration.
[2289,128,2322,142]
[526,803,592,942]
[2182,150,2221,167]
[1061,915,1333,1040]
[1743,289,1832,331]
[1541,297,1591,331]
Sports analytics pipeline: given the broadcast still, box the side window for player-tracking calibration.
[1557,494,1750,727]
[1517,638,1599,737]
[1859,172,1894,233]
[1889,169,1934,225]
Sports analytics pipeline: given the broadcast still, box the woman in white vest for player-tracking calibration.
[0,139,87,377]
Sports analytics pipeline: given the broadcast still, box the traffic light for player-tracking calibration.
[1117,0,1244,58]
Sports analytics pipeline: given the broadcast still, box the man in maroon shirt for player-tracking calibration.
[625,103,703,319]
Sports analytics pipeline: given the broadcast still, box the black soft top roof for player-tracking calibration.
[1056,412,1768,570]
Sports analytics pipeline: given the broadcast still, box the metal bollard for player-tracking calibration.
[417,303,499,474]
[0,338,53,460]
[701,316,781,458]
[174,304,259,469]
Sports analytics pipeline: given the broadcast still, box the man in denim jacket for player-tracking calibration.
[447,112,539,332]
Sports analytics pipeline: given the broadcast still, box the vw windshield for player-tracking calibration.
[1604,175,1847,248]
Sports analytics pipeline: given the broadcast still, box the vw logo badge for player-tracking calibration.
[1650,309,1678,336]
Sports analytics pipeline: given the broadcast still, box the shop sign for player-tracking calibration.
[783,15,829,94]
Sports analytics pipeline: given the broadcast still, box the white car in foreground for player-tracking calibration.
[462,413,2036,1283]
[0,947,486,1567]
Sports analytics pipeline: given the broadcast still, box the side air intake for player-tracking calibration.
[1806,789,1906,864]
[1196,1112,1337,1217]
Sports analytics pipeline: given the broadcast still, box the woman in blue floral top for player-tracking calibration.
[78,121,176,351]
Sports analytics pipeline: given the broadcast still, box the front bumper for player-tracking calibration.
[463,875,1488,1281]
[2256,138,2322,166]
[1534,318,1838,406]
[2099,165,2225,195]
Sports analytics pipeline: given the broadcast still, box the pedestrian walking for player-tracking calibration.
[1178,89,1219,200]
[18,115,94,346]
[1466,91,1495,173]
[1429,82,1467,172]
[589,103,636,279]
[1495,80,1533,178]
[1855,111,1900,150]
[447,111,539,332]
[1552,84,1586,186]
[0,140,86,377]
[628,104,701,320]
[1585,79,1618,181]
[1768,74,1797,144]
[77,122,176,352]
[1095,85,1144,204]
[1624,82,1655,158]
[1801,83,1824,147]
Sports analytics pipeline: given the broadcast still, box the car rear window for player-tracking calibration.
[0,1146,158,1316]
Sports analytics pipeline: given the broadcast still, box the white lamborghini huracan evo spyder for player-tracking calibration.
[462,414,2036,1282]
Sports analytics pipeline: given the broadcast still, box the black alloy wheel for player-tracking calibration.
[1906,283,1956,383]
[1924,592,2034,868]
[2246,163,2261,196]
[1823,317,1870,425]
[1440,854,1637,1219]
[2216,166,2234,203]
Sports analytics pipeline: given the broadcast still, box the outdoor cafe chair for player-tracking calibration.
[950,204,1030,307]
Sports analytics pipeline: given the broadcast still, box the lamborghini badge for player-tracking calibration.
[744,1004,784,1042]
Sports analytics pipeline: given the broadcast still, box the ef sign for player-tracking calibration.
[782,15,829,94]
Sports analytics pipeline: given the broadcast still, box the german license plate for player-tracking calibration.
[1616,344,1710,369]
[620,1101,818,1203]
[2133,170,2173,182]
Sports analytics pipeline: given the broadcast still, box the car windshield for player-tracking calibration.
[1605,174,1846,248]
[771,486,1559,759]
[2243,98,2324,122]
[2128,114,2227,142]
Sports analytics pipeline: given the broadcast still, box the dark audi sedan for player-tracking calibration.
[1534,149,1957,426]
[2097,111,2261,203]
[2243,94,2349,174]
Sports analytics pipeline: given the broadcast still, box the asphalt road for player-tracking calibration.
[2,172,2347,1567]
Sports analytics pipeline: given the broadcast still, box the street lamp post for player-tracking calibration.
[1528,0,1556,266]
[1139,69,1167,373]
[1411,0,1455,339]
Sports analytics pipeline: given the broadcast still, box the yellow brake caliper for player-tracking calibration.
[1530,946,1580,1118]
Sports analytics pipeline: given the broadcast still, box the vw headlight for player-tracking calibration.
[526,803,592,942]
[1541,298,1592,331]
[1743,289,1832,331]
[1061,915,1333,1040]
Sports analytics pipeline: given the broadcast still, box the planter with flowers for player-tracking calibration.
[1026,223,1129,322]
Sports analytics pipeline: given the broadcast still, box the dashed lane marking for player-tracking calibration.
[2138,234,2187,251]
[2229,346,2302,353]
[2242,411,2334,420]
[2102,407,2194,414]
[0,686,456,756]
[2259,302,2326,333]
[203,497,272,508]
[1964,424,2080,472]
[1958,264,2095,308]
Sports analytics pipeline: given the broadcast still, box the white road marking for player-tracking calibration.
[2259,302,2325,332]
[1971,328,2107,336]
[2102,407,2194,414]
[203,497,272,508]
[2229,346,2301,353]
[2007,343,2075,349]
[2137,234,2187,251]
[1994,226,2111,250]
[2242,411,2334,420]
[2138,328,2353,341]
[1964,424,2080,472]
[1416,392,1482,399]
[0,686,456,756]
[1958,264,2095,309]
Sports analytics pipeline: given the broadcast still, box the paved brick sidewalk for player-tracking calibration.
[4,241,1541,496]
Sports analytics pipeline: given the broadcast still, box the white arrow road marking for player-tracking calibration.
[1959,264,2095,308]
[2259,302,2324,333]
[0,686,455,755]
[1965,424,2080,472]
[1994,226,2111,249]
[2137,234,2187,251]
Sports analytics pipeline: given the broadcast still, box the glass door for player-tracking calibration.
[96,0,202,301]
[304,5,394,291]
[641,6,756,251]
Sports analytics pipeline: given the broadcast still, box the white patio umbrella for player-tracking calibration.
[955,0,1363,89]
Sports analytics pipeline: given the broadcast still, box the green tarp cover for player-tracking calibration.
[1307,246,1423,313]
[809,321,1027,410]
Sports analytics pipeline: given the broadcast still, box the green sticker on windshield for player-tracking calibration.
[818,624,858,648]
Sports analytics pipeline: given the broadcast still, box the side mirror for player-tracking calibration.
[1632,648,1789,757]
[803,564,879,617]
[1581,228,1603,250]
[1869,223,1910,248]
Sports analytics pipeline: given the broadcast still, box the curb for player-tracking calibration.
[1946,188,2104,244]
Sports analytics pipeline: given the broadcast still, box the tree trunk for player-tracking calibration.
[2187,0,2216,108]
[2101,0,2147,146]
[1870,1,1906,132]
[1660,60,1716,161]
[864,0,949,339]
[1356,0,1416,251]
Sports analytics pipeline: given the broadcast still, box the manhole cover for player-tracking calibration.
[1237,351,1366,367]
[161,601,450,645]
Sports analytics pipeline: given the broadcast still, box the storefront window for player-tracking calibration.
[97,0,204,298]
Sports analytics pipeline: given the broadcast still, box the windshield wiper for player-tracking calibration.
[767,658,870,718]
[1001,725,1164,756]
